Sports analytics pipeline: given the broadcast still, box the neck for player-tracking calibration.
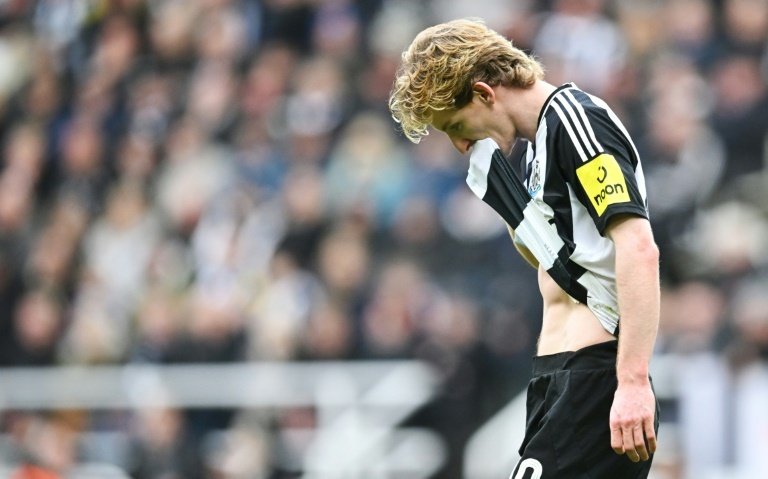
[505,81,557,142]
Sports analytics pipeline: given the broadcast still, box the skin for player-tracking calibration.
[431,80,660,463]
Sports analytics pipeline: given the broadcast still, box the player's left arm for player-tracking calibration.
[605,214,660,463]
[553,95,660,463]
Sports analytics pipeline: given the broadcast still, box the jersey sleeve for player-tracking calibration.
[552,95,648,235]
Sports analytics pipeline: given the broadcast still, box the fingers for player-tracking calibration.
[611,420,657,462]
[622,427,640,462]
[634,425,649,461]
[610,425,623,455]
[644,416,657,454]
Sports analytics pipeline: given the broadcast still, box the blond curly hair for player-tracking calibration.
[389,19,544,143]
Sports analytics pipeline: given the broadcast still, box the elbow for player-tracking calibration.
[607,216,659,265]
[624,236,659,267]
[639,237,659,262]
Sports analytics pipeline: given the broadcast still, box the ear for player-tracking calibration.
[472,82,496,105]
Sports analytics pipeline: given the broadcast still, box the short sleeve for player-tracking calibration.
[551,93,648,235]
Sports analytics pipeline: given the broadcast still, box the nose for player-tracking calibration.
[450,137,475,155]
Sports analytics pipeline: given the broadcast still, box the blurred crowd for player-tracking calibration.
[0,0,766,478]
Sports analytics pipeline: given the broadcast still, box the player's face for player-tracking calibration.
[430,87,516,155]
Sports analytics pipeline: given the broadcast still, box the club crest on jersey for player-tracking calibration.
[526,158,542,196]
[576,153,630,216]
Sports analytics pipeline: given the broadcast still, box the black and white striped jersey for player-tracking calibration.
[466,83,648,335]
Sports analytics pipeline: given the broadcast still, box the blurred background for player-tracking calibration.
[0,0,766,478]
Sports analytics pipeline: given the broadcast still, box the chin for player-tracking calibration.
[494,138,513,155]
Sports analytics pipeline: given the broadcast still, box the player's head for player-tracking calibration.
[389,18,544,150]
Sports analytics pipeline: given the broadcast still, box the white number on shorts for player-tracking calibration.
[511,458,543,479]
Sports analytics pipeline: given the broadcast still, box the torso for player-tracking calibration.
[536,265,615,355]
[465,85,646,354]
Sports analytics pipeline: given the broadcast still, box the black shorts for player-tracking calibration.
[509,340,659,479]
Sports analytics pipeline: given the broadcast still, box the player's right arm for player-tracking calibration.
[506,225,539,269]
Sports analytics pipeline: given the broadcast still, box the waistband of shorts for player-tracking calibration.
[532,340,618,377]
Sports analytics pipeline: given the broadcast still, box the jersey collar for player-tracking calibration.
[536,82,576,130]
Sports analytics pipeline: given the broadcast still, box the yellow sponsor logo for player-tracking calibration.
[576,154,630,216]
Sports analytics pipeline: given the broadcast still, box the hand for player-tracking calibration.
[609,381,657,462]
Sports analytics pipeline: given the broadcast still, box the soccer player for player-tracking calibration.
[389,19,660,479]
